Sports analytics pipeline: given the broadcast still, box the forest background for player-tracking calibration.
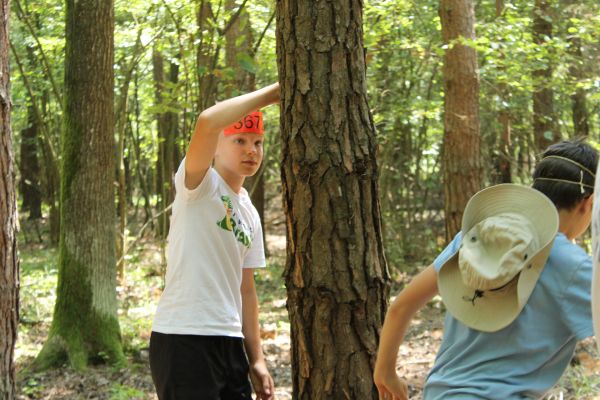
[2,0,600,398]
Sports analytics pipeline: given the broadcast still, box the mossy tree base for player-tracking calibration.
[33,316,125,371]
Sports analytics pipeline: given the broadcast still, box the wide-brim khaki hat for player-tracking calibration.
[438,184,559,332]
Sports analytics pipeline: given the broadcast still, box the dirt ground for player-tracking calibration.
[16,301,599,399]
[14,234,600,399]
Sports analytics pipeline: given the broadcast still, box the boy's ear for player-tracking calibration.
[578,195,593,214]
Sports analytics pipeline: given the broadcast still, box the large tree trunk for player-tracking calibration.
[532,0,560,150]
[440,0,482,240]
[277,1,390,398]
[35,0,124,370]
[0,0,19,396]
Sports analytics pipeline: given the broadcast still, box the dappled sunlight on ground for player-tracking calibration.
[14,234,600,399]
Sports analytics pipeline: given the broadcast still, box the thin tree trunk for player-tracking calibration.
[0,0,19,395]
[532,0,560,150]
[440,0,482,240]
[10,39,60,242]
[493,0,512,184]
[13,0,63,109]
[152,49,177,239]
[35,0,124,370]
[116,81,128,280]
[567,36,589,137]
[131,71,153,225]
[197,0,217,110]
[20,106,42,219]
[115,31,145,279]
[277,1,390,398]
[132,130,152,222]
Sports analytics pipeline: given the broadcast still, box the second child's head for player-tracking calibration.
[532,139,598,237]
[215,111,265,178]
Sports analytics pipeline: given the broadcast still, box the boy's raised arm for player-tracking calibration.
[374,264,438,400]
[185,83,280,190]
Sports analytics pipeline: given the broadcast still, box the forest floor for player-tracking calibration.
[14,227,600,399]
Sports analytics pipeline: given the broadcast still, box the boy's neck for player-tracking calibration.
[557,201,589,241]
[215,166,245,194]
[558,210,577,240]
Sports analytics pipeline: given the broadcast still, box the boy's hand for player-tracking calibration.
[249,360,274,400]
[374,370,409,400]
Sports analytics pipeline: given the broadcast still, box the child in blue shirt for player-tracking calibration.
[374,139,597,399]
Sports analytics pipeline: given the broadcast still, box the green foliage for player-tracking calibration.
[365,0,445,265]
[21,377,45,397]
[254,256,289,328]
[237,52,257,74]
[117,247,161,354]
[109,383,146,400]
[11,0,600,297]
[19,246,58,326]
[363,0,600,267]
[549,364,600,399]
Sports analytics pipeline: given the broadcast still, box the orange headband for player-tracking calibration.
[224,111,264,135]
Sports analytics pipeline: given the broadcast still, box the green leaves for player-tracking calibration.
[236,52,257,74]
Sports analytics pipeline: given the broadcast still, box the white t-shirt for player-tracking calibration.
[152,160,265,337]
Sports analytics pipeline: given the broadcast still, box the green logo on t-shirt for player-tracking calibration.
[216,195,252,248]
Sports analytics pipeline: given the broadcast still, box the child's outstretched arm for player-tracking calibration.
[241,268,274,400]
[374,265,438,400]
[185,83,280,190]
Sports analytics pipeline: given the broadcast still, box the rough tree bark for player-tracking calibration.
[277,1,390,398]
[0,0,19,396]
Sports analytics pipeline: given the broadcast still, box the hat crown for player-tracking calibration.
[459,213,539,291]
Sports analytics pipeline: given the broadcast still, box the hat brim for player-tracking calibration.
[438,184,559,332]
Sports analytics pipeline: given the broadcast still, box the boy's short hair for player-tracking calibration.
[532,139,598,210]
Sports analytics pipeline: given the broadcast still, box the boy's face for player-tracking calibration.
[215,132,264,177]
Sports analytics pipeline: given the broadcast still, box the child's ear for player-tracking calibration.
[578,195,593,214]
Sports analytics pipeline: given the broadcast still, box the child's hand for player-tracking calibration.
[374,370,409,400]
[249,360,275,400]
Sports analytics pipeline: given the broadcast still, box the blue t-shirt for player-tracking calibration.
[424,232,593,400]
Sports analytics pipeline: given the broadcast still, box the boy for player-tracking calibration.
[150,83,279,400]
[374,139,597,399]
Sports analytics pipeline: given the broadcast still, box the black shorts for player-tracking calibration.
[149,331,252,400]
